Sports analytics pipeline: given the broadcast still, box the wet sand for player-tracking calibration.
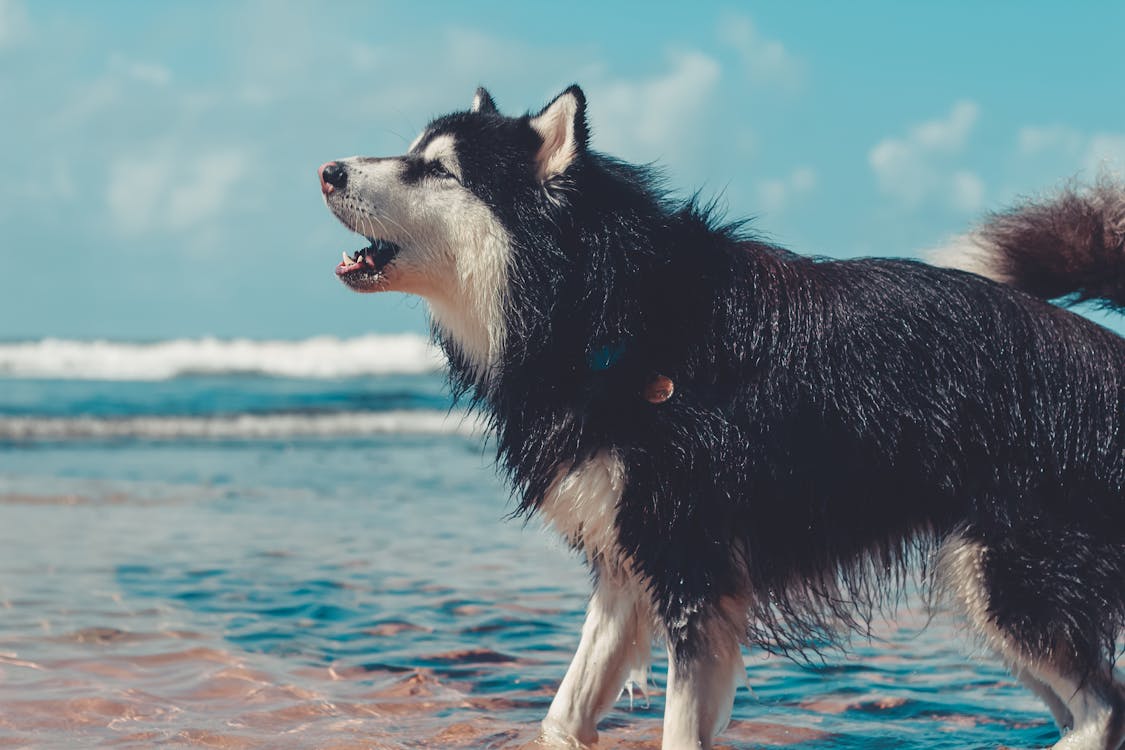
[0,603,1054,749]
[0,438,1061,749]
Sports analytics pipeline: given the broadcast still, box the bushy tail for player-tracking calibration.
[932,179,1125,312]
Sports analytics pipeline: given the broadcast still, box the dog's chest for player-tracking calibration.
[538,452,625,560]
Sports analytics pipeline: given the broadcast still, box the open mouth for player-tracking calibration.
[335,238,401,290]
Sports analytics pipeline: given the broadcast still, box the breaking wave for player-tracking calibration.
[0,335,443,380]
[0,410,485,442]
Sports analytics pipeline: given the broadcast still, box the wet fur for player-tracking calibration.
[324,86,1125,748]
[441,136,1125,666]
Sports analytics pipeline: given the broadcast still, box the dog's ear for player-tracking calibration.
[471,87,498,114]
[529,84,587,181]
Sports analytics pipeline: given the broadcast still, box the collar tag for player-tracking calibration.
[644,374,674,404]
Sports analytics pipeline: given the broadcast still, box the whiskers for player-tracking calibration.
[341,202,420,253]
[376,213,421,251]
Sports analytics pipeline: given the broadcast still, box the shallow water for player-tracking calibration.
[0,439,1061,750]
[0,346,1063,748]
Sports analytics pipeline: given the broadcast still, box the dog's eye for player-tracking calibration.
[428,161,456,181]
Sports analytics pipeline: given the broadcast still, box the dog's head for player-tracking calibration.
[319,85,589,372]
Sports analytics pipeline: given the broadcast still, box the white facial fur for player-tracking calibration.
[327,135,510,377]
[328,90,583,375]
[420,135,462,180]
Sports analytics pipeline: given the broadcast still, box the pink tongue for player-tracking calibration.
[335,259,365,275]
[335,252,378,275]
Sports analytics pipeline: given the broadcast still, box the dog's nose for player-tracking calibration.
[319,162,347,194]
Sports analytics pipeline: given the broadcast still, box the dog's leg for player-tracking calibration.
[540,569,652,748]
[940,531,1125,750]
[1032,667,1125,750]
[1015,668,1074,732]
[660,604,747,750]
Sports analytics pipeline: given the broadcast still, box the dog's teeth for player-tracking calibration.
[342,251,353,263]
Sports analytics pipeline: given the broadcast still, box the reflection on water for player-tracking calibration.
[0,437,1059,749]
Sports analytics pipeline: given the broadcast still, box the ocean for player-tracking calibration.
[0,335,1059,749]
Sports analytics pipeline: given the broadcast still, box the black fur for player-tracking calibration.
[322,85,1125,746]
[419,89,1125,679]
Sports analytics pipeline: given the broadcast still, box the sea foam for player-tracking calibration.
[0,335,444,380]
[0,410,484,441]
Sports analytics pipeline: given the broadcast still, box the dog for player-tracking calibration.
[318,85,1125,750]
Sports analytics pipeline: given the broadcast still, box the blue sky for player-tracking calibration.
[1,1,1123,339]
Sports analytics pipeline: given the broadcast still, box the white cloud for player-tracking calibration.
[48,54,174,132]
[47,77,122,132]
[106,156,170,235]
[167,151,249,228]
[109,54,172,87]
[446,27,524,75]
[912,101,977,151]
[106,145,249,236]
[0,0,29,49]
[230,1,322,106]
[1017,125,1084,156]
[589,51,722,164]
[1017,125,1125,174]
[869,101,984,212]
[756,166,817,214]
[950,170,985,213]
[717,11,803,89]
[1082,133,1125,173]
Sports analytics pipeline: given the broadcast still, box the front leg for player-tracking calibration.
[661,604,747,750]
[540,568,653,747]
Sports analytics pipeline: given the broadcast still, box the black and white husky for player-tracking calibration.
[319,85,1125,750]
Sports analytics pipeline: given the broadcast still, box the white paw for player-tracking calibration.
[536,721,596,749]
[1051,723,1114,750]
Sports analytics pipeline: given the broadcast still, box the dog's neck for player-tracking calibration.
[428,296,496,380]
[425,226,514,383]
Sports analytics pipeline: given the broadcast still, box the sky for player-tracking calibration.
[1,0,1123,340]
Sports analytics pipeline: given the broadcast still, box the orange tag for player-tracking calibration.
[644,375,674,404]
